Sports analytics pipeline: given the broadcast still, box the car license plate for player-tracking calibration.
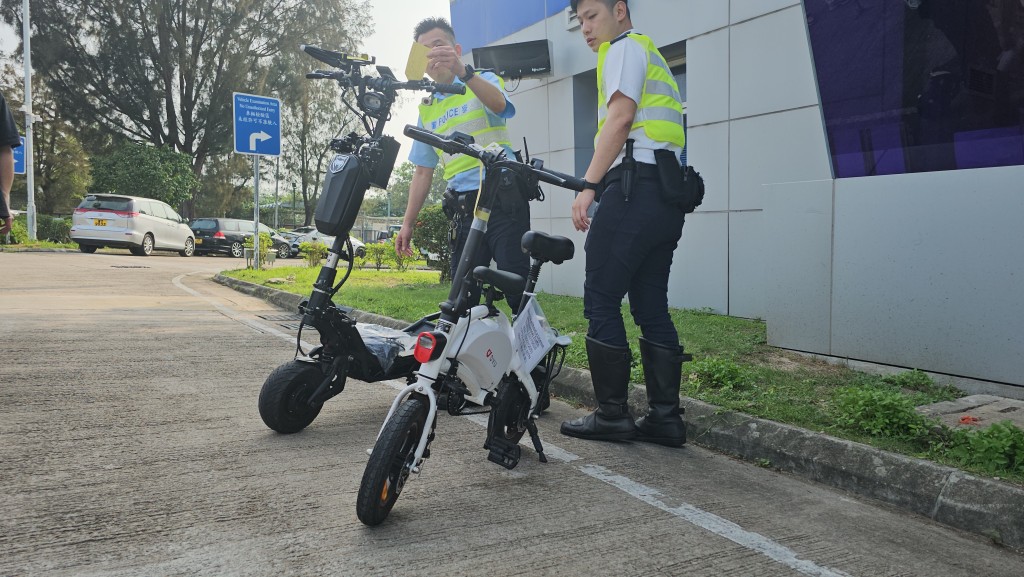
[195,238,203,244]
[94,219,107,226]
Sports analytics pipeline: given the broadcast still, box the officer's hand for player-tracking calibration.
[395,228,414,257]
[1,215,11,235]
[572,189,596,232]
[427,45,465,78]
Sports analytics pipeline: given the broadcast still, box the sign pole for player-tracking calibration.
[22,0,36,240]
[253,155,260,270]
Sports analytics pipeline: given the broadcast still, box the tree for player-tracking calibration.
[89,143,199,207]
[2,0,371,216]
[362,161,447,218]
[1,65,92,214]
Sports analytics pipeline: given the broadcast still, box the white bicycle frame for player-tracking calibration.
[372,290,561,474]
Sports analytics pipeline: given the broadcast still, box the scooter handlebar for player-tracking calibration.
[404,125,471,156]
[429,82,466,96]
[404,125,586,192]
[534,167,586,192]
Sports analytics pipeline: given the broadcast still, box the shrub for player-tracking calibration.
[242,233,274,268]
[37,215,73,244]
[688,356,751,391]
[364,242,390,271]
[945,421,1024,476]
[833,386,932,441]
[0,214,28,245]
[881,369,962,402]
[300,241,328,268]
[412,203,452,282]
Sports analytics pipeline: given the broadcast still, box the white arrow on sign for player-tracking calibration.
[249,131,271,151]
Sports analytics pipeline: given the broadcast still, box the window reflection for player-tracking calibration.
[806,0,1024,177]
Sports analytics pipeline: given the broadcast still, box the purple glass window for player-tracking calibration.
[805,0,1024,177]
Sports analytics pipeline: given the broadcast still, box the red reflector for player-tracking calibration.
[413,332,437,364]
[213,231,226,238]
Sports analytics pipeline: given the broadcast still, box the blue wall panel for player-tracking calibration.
[451,0,570,51]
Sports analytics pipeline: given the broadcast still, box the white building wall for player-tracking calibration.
[463,1,1024,390]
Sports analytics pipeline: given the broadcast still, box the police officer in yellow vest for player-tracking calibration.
[561,0,690,447]
[396,17,530,311]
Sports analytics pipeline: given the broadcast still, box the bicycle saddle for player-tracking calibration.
[521,231,575,265]
[472,266,526,299]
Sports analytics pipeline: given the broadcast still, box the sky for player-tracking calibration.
[0,0,452,159]
[359,0,452,159]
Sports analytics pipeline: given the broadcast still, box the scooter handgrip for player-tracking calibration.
[535,168,586,192]
[432,82,466,95]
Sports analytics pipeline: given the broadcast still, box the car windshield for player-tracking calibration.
[191,219,217,230]
[80,197,131,211]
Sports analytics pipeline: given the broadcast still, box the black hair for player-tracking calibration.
[571,0,629,17]
[414,17,457,43]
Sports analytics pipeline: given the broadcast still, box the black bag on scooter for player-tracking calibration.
[315,153,370,236]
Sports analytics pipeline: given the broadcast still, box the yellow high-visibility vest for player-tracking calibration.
[418,79,514,181]
[596,33,686,149]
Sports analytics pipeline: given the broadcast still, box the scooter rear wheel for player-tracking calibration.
[258,360,325,433]
[357,396,428,526]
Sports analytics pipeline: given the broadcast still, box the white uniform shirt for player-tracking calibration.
[601,30,684,168]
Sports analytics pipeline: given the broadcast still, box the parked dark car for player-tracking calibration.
[190,218,291,258]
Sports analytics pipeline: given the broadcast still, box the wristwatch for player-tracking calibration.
[459,64,476,83]
[583,179,600,191]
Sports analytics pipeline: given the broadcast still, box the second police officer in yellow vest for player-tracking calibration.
[561,0,691,447]
[396,17,530,311]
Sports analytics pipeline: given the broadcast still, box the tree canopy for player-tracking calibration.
[89,143,199,207]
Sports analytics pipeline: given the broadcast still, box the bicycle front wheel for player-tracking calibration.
[356,396,429,526]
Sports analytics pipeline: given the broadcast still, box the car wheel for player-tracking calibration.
[78,244,97,254]
[180,237,195,257]
[356,247,366,258]
[230,241,244,258]
[135,233,154,256]
[277,243,290,259]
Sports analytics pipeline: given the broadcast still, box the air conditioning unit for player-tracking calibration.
[472,40,553,80]
[566,7,580,31]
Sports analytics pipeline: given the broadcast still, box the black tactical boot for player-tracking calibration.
[560,337,637,441]
[634,337,687,447]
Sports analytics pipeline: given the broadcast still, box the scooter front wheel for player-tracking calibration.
[258,360,325,433]
[356,396,429,526]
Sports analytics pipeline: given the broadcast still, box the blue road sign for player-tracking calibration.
[13,136,25,175]
[233,93,281,157]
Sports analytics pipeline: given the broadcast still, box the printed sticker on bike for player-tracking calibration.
[514,296,557,371]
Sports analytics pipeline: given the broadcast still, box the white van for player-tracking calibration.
[70,194,195,256]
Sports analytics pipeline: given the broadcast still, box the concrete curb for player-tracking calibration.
[215,274,1024,551]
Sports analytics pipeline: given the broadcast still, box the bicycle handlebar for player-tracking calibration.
[301,44,465,96]
[404,125,585,192]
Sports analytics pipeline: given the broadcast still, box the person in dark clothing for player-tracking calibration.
[0,91,21,235]
[560,0,690,448]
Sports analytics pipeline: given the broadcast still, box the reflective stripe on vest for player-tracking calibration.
[418,80,513,181]
[596,33,686,149]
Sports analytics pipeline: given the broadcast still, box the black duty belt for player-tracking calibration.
[604,162,659,185]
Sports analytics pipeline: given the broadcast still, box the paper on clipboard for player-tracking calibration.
[514,296,557,371]
[405,42,430,81]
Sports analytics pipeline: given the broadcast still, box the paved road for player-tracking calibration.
[2,252,1022,577]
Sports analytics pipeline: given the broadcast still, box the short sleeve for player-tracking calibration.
[601,38,648,106]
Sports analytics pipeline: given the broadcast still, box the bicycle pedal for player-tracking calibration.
[484,436,521,470]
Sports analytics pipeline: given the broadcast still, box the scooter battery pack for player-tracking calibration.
[315,153,369,236]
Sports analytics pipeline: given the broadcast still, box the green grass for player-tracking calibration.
[222,265,1023,485]
[0,240,78,250]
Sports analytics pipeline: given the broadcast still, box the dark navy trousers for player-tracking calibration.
[583,165,686,349]
[450,191,531,312]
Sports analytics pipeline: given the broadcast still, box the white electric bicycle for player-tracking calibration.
[355,125,586,526]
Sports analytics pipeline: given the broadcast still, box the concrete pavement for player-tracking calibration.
[215,272,1024,552]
